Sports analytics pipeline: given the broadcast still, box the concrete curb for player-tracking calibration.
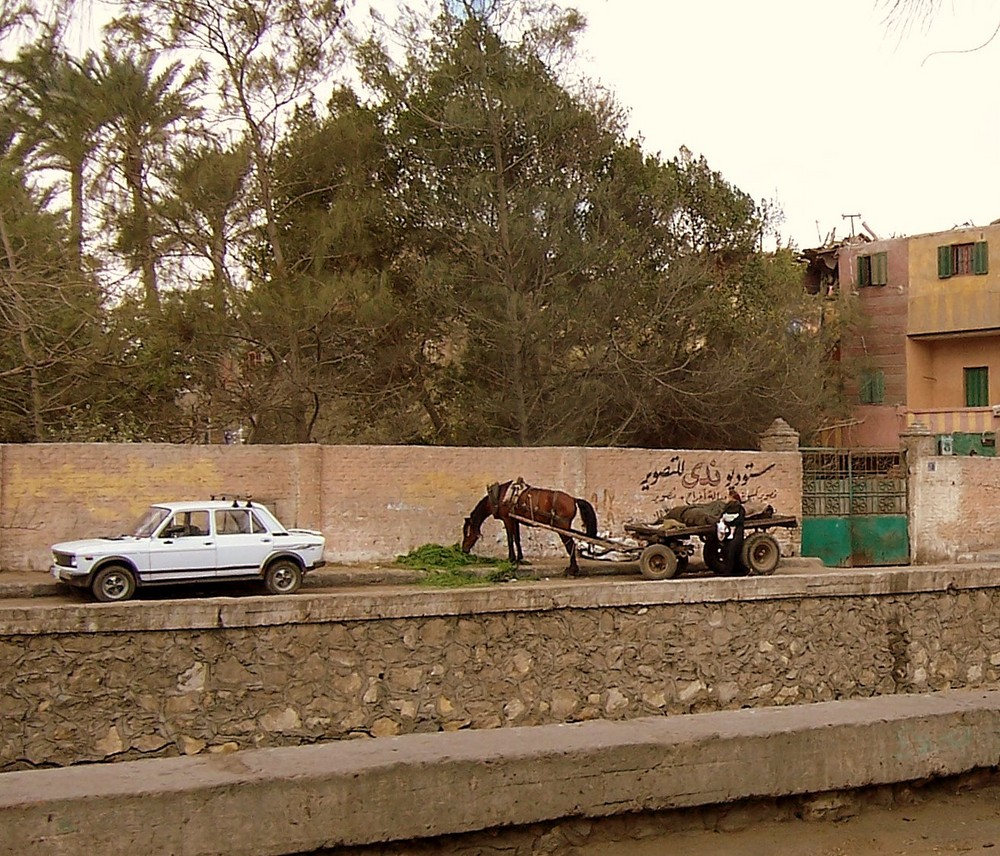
[0,556,831,600]
[3,689,1000,855]
[0,566,426,599]
[6,563,1000,635]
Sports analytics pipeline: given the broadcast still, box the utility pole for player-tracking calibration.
[842,213,861,237]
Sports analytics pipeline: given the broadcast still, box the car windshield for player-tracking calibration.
[133,506,171,537]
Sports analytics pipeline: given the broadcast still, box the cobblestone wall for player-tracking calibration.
[3,571,997,771]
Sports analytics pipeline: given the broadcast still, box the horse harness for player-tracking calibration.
[489,478,565,527]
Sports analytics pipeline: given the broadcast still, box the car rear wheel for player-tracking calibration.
[92,564,136,603]
[264,559,302,595]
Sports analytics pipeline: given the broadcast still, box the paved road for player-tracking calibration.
[0,554,834,605]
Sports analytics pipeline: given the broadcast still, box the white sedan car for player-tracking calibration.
[51,499,326,602]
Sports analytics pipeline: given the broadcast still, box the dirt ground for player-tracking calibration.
[336,775,1000,856]
[581,780,1000,856]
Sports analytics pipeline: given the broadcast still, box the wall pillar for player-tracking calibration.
[759,418,800,453]
[900,420,936,563]
[900,420,936,462]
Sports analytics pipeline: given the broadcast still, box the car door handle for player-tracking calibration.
[261,537,271,543]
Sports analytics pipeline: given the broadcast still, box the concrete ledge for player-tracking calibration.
[3,563,1000,634]
[4,689,1000,855]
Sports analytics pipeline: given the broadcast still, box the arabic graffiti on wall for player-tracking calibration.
[640,456,779,505]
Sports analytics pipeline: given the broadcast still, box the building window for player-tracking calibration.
[965,366,989,407]
[857,252,887,287]
[938,241,988,278]
[859,368,885,404]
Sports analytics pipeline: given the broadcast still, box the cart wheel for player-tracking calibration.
[639,544,679,580]
[741,533,781,575]
[703,537,726,575]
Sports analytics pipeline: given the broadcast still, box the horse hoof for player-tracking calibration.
[519,559,532,566]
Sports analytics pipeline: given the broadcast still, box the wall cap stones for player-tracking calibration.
[4,566,999,636]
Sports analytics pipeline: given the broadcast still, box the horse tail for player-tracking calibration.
[576,498,598,538]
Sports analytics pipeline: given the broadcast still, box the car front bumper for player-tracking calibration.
[50,565,90,585]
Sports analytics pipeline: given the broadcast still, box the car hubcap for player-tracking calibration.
[104,574,126,598]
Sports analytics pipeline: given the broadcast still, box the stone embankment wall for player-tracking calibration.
[3,568,998,771]
[0,443,801,570]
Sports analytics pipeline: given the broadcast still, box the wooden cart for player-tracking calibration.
[621,514,798,579]
[510,512,798,580]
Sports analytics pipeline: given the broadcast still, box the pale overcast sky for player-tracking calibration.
[568,0,1000,249]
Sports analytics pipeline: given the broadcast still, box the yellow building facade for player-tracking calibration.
[830,222,1000,450]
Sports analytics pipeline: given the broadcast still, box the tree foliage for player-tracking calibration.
[0,159,108,441]
[0,0,843,448]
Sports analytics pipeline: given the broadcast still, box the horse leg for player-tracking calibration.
[560,533,579,577]
[504,519,519,564]
[513,519,526,563]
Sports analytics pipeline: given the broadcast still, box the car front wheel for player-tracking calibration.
[264,559,302,595]
[91,564,137,603]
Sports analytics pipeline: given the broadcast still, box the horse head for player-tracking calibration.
[461,515,480,553]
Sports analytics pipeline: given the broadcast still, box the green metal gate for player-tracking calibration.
[801,449,909,567]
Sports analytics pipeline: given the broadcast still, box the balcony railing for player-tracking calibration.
[905,407,996,434]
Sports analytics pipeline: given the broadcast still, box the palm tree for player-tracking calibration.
[91,46,202,315]
[160,140,251,317]
[1,39,109,271]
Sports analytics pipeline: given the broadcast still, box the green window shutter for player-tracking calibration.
[857,255,871,287]
[938,245,953,278]
[859,370,872,404]
[965,367,989,407]
[873,252,888,285]
[873,369,884,403]
[860,369,885,404]
[974,241,989,274]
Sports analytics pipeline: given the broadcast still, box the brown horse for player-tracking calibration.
[461,480,598,576]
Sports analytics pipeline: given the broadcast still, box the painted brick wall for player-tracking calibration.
[0,444,801,570]
[7,441,999,570]
[909,455,1000,562]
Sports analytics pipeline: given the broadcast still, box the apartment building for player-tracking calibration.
[808,222,1000,455]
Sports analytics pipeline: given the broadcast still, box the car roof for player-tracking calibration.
[151,500,270,513]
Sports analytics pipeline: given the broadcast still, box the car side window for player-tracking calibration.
[249,511,267,534]
[161,511,210,538]
[215,509,252,535]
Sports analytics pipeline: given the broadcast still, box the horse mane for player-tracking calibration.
[468,492,494,530]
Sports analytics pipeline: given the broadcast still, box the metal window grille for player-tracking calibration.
[802,449,906,517]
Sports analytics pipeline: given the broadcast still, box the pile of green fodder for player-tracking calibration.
[394,544,517,587]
